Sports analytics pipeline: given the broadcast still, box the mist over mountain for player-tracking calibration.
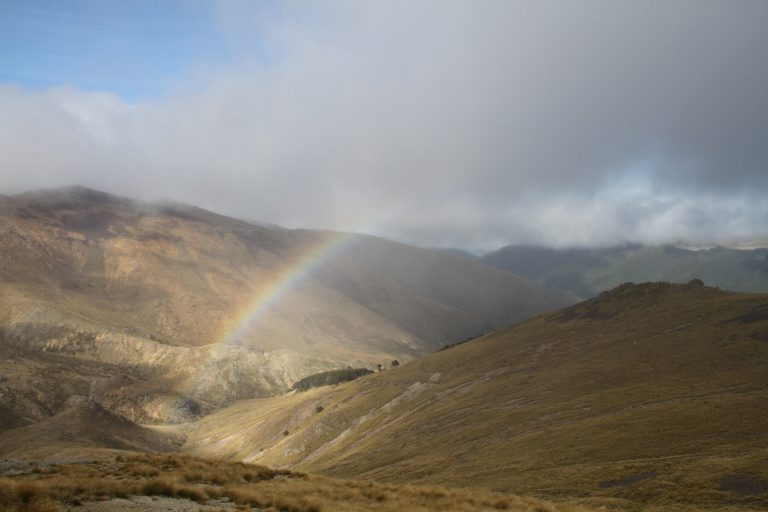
[1,1,767,249]
[0,186,572,426]
[1,188,766,510]
[1,2,767,510]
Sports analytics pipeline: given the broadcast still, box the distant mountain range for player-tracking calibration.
[478,243,768,298]
[0,186,572,426]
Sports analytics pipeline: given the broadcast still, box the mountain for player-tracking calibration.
[0,396,179,460]
[185,281,768,511]
[0,186,573,426]
[479,243,768,298]
[426,247,480,261]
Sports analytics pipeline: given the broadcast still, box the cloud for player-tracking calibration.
[1,0,767,249]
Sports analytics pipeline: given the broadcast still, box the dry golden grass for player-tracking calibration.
[0,453,590,512]
[187,283,768,511]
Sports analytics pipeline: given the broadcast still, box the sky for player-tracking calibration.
[0,0,767,250]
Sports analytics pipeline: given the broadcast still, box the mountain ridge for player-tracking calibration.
[0,186,573,425]
[479,243,768,298]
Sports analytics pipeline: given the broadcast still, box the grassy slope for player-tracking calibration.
[0,453,591,512]
[0,398,180,459]
[186,282,768,511]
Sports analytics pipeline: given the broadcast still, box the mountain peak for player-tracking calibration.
[554,279,711,322]
[596,279,705,300]
[17,185,129,205]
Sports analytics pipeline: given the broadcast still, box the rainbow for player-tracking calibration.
[179,229,360,401]
[219,229,354,348]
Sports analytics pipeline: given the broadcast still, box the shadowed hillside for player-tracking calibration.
[0,396,180,460]
[186,281,768,511]
[0,187,572,425]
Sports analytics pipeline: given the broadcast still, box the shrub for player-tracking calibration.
[141,477,177,497]
[16,497,63,512]
[292,368,373,391]
[16,482,40,503]
[125,463,160,477]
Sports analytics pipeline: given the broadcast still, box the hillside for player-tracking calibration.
[479,244,768,298]
[186,281,768,511]
[0,453,591,512]
[0,396,179,460]
[0,186,572,425]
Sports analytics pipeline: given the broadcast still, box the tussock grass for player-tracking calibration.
[12,497,63,512]
[123,462,160,477]
[0,453,586,512]
[187,283,768,511]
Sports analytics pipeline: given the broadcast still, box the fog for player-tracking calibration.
[1,0,767,249]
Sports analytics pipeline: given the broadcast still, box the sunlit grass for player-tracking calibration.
[0,453,589,512]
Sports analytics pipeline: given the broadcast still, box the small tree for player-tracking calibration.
[376,364,383,372]
[391,359,400,367]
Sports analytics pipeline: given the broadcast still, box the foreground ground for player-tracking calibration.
[1,452,765,512]
[0,453,594,512]
[3,283,768,511]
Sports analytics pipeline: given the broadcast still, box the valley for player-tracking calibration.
[3,1,767,510]
[0,187,571,426]
[0,189,766,511]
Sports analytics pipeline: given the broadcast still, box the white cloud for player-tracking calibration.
[1,0,767,250]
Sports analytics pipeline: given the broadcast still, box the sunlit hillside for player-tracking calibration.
[187,282,768,511]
